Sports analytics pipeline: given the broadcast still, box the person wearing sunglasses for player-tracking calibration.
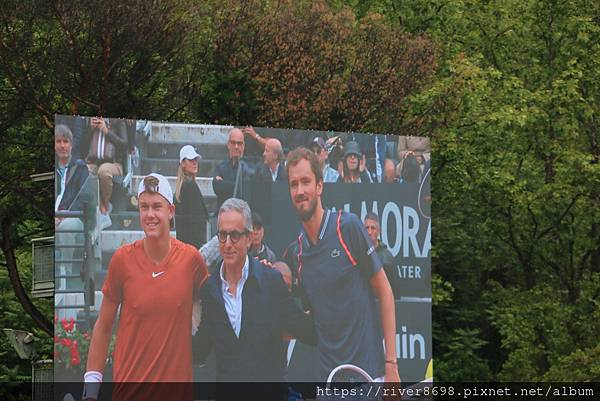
[83,173,208,401]
[308,136,339,183]
[212,128,255,210]
[175,145,209,249]
[194,198,315,398]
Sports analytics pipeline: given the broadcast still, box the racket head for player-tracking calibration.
[417,166,431,220]
[326,364,374,384]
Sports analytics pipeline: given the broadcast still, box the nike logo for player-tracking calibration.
[331,249,340,258]
[152,271,165,278]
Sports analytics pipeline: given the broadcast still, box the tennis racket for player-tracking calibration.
[417,166,431,220]
[327,364,374,384]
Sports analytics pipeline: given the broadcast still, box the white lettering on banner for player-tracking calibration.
[397,265,421,279]
[421,220,431,257]
[339,201,431,259]
[391,326,426,360]
[403,206,420,258]
[381,202,402,256]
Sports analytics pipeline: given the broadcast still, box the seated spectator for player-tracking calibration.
[175,145,209,249]
[212,128,255,210]
[341,132,389,182]
[364,212,400,299]
[55,125,89,215]
[81,117,128,229]
[55,124,89,289]
[249,211,277,263]
[337,141,373,183]
[398,154,422,184]
[309,137,339,183]
[396,135,430,180]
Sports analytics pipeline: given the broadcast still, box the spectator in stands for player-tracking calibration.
[364,213,400,299]
[55,115,87,160]
[337,141,373,183]
[396,135,430,180]
[256,138,287,182]
[55,125,90,290]
[309,137,339,183]
[341,133,389,183]
[175,145,209,249]
[249,211,277,263]
[398,154,422,185]
[212,128,255,210]
[55,125,89,215]
[81,117,128,229]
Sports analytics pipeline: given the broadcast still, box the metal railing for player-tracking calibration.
[54,174,101,330]
[55,204,95,329]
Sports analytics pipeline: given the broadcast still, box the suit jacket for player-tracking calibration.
[255,162,287,183]
[194,257,315,382]
[212,157,255,210]
[55,157,89,211]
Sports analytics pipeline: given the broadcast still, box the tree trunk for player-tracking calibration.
[1,220,53,337]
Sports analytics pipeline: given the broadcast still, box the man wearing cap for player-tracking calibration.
[175,145,209,248]
[213,128,255,210]
[83,173,208,401]
[338,141,374,183]
[309,137,339,183]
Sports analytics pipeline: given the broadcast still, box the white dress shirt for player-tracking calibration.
[220,256,250,337]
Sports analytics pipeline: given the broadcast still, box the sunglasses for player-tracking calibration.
[217,230,249,243]
[143,176,161,193]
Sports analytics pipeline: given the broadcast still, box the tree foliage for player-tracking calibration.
[357,0,600,381]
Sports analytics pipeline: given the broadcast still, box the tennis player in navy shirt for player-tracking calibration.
[285,147,401,384]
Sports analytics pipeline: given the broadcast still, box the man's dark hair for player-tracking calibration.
[252,211,263,228]
[402,155,420,183]
[286,147,323,183]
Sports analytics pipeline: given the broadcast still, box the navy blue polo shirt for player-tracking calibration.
[297,209,385,381]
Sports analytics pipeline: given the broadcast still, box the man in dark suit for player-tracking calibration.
[194,198,314,399]
[212,128,255,210]
[255,138,286,182]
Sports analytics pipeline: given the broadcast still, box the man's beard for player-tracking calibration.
[294,195,317,222]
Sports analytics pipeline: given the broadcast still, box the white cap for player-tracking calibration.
[137,173,173,205]
[180,145,201,163]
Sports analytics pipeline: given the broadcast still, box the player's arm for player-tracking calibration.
[370,269,401,383]
[83,295,119,400]
[276,274,317,346]
[192,290,214,365]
